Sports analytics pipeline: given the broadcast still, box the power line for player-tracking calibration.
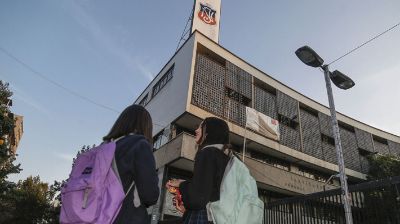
[328,20,400,65]
[0,46,120,114]
[0,46,166,128]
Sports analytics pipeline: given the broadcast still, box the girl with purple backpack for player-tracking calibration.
[104,105,159,223]
[60,105,159,224]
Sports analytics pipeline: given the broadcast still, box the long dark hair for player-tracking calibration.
[198,117,230,150]
[103,105,153,144]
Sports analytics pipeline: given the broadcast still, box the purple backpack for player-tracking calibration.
[60,141,136,223]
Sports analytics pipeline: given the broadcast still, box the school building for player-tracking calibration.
[133,31,400,221]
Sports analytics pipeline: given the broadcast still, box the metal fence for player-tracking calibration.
[265,176,400,224]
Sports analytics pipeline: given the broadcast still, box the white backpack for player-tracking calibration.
[206,145,264,224]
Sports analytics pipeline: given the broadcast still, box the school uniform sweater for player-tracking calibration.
[113,135,159,224]
[179,146,230,215]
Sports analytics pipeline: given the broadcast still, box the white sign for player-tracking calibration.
[246,107,280,141]
[191,0,221,43]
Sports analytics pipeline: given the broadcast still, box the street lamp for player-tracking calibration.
[295,45,354,224]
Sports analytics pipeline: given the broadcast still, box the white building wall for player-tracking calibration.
[134,36,196,134]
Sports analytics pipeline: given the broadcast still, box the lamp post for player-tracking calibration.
[295,46,355,224]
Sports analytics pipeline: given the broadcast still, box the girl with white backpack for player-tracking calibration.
[166,117,231,224]
[166,117,264,224]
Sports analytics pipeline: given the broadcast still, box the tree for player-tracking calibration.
[45,180,64,223]
[367,154,400,180]
[0,81,21,183]
[0,80,22,221]
[1,176,61,224]
[11,176,49,223]
[361,154,400,223]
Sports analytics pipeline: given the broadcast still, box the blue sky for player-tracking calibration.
[1,0,399,184]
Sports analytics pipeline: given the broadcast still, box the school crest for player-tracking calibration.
[198,3,217,25]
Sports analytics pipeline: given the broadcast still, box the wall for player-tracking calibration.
[185,32,400,178]
[134,36,196,134]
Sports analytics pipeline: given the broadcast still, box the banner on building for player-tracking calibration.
[245,107,280,141]
[191,0,221,43]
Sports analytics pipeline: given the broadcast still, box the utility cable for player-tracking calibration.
[0,46,120,114]
[328,21,400,65]
[0,46,166,128]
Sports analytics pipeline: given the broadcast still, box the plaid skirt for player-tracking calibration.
[182,209,213,224]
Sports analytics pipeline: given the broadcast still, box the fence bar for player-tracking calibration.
[264,176,400,224]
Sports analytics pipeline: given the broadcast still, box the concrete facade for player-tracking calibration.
[134,31,400,221]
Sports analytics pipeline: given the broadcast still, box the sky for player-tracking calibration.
[0,0,399,184]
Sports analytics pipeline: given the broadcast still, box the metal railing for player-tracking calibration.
[265,176,400,224]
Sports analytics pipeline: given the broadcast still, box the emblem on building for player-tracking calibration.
[198,3,217,25]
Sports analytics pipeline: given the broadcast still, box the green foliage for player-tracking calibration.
[367,154,400,180]
[0,80,22,205]
[46,180,64,222]
[0,152,21,186]
[0,176,61,224]
[12,176,49,223]
[0,81,14,137]
[362,154,400,223]
[0,113,14,137]
[0,80,12,106]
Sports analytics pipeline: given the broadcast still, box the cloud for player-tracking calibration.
[53,152,75,163]
[66,1,154,81]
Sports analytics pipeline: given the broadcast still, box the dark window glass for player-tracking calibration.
[139,94,149,106]
[250,150,290,171]
[321,134,335,146]
[152,65,174,97]
[278,114,298,129]
[224,87,251,106]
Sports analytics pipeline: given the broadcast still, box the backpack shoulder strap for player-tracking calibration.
[112,153,140,207]
[111,135,141,207]
[112,157,135,196]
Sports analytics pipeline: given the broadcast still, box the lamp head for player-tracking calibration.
[330,70,355,90]
[295,46,324,68]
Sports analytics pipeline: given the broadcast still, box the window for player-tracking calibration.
[296,166,332,184]
[299,104,319,116]
[153,129,170,151]
[250,150,290,171]
[358,148,373,156]
[321,134,335,146]
[225,87,251,106]
[139,94,149,106]
[338,122,355,132]
[293,166,333,185]
[175,124,195,136]
[373,135,388,145]
[152,65,174,97]
[278,114,298,129]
